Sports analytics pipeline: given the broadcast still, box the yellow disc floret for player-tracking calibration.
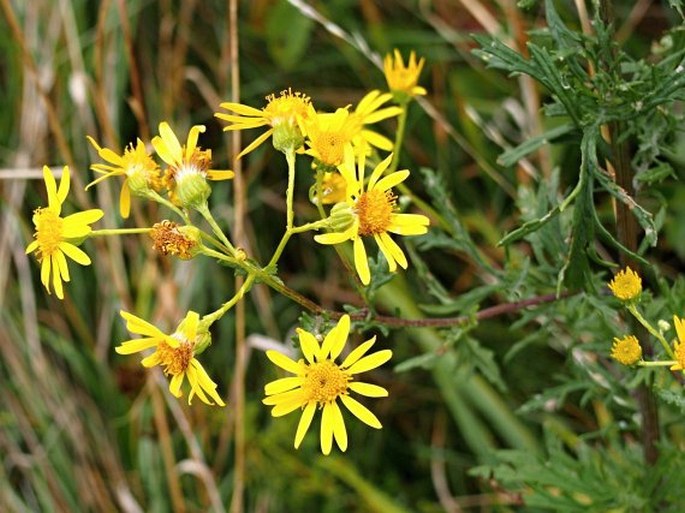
[610,335,642,366]
[356,189,395,236]
[302,360,350,405]
[32,208,64,260]
[608,266,642,301]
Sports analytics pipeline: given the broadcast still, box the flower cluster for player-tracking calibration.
[607,268,685,375]
[25,49,425,453]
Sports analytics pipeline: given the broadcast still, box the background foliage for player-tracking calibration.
[2,0,685,511]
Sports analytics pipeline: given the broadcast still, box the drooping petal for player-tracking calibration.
[140,352,162,367]
[25,240,39,255]
[297,328,320,364]
[55,248,70,283]
[346,349,392,375]
[40,255,51,291]
[378,232,407,269]
[330,400,348,452]
[320,403,334,455]
[179,311,200,341]
[314,230,354,245]
[359,129,394,151]
[266,350,302,374]
[120,182,131,219]
[374,234,397,273]
[168,373,185,398]
[340,394,382,429]
[294,402,316,449]
[51,254,64,299]
[188,359,225,406]
[237,129,273,159]
[115,337,161,354]
[59,242,91,266]
[341,336,376,369]
[348,381,388,397]
[353,237,370,285]
[264,376,303,395]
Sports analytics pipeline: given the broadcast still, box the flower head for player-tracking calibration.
[383,49,427,100]
[25,166,104,299]
[610,335,642,366]
[314,148,430,285]
[86,136,162,218]
[670,315,685,371]
[608,266,642,301]
[116,310,225,406]
[304,108,358,169]
[263,314,391,455]
[347,90,402,153]
[152,122,234,209]
[150,220,201,259]
[216,88,313,156]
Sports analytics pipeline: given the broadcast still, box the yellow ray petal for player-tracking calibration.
[353,237,370,285]
[237,129,274,159]
[367,153,393,190]
[374,170,409,193]
[218,102,265,117]
[341,337,376,369]
[57,166,71,204]
[348,382,388,397]
[51,254,64,299]
[330,400,348,452]
[115,338,161,354]
[294,402,316,449]
[185,125,206,157]
[320,403,334,455]
[346,349,392,375]
[297,328,320,364]
[264,376,303,395]
[379,232,407,269]
[169,373,184,398]
[266,350,302,374]
[59,242,91,266]
[158,122,182,162]
[374,233,397,273]
[189,360,225,406]
[340,394,382,429]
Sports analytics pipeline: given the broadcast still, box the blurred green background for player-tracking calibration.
[2,1,685,512]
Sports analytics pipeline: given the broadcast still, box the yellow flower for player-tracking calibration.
[348,90,402,153]
[25,166,104,299]
[86,136,162,218]
[670,315,685,371]
[315,148,430,285]
[304,108,358,169]
[116,310,225,406]
[383,49,427,99]
[312,171,347,205]
[610,335,642,366]
[262,314,391,455]
[216,88,313,156]
[152,122,234,208]
[608,266,642,301]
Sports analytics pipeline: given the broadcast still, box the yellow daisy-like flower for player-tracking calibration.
[263,314,391,455]
[116,310,225,406]
[152,122,234,209]
[347,90,402,153]
[25,166,104,299]
[383,49,427,99]
[610,335,642,366]
[304,108,358,169]
[215,88,313,157]
[86,136,162,218]
[607,266,642,301]
[670,315,685,371]
[314,148,430,285]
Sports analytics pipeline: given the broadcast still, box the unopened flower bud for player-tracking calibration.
[328,202,355,232]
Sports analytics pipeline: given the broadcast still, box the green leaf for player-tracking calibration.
[266,0,314,70]
[498,122,576,167]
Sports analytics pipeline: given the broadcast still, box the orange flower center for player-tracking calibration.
[150,220,196,259]
[156,340,194,376]
[356,189,395,236]
[32,207,64,261]
[302,360,349,404]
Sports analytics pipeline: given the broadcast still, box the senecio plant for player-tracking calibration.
[26,50,427,455]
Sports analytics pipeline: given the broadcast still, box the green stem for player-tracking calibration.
[197,203,236,256]
[285,149,296,230]
[148,191,189,223]
[627,304,675,359]
[202,274,256,326]
[638,360,675,367]
[388,101,408,174]
[90,227,151,237]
